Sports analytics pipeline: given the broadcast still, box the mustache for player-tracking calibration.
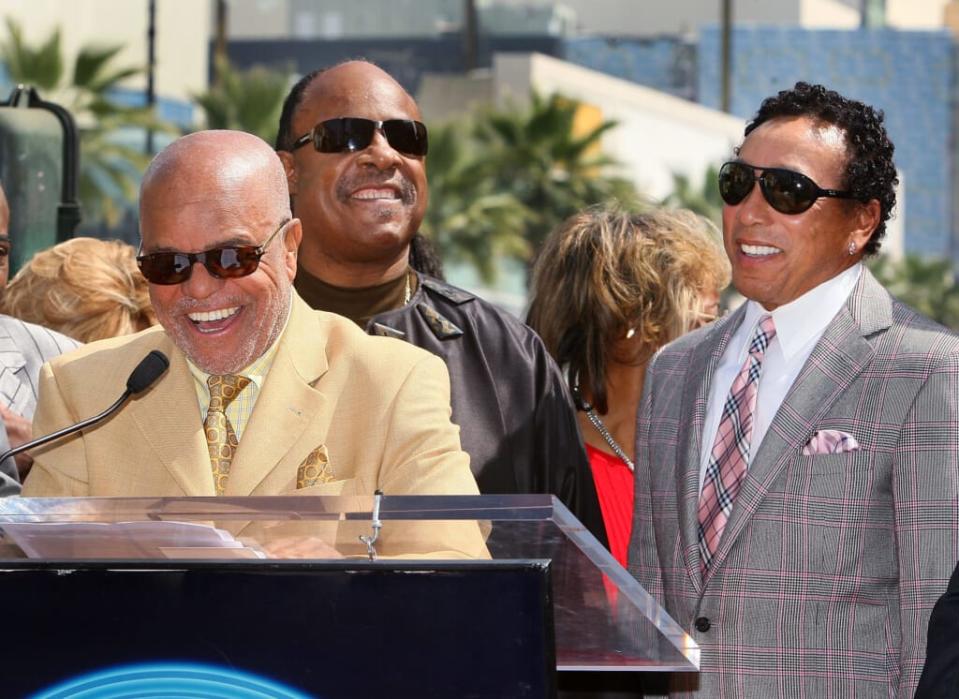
[335,172,417,204]
[168,295,247,315]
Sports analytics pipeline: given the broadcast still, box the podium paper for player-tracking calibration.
[0,520,264,559]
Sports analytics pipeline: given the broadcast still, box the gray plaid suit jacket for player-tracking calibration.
[628,268,959,698]
[0,315,79,495]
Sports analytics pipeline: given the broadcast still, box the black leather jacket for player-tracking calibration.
[367,272,606,545]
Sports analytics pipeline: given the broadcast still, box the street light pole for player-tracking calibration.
[214,0,228,87]
[463,0,478,72]
[145,0,156,154]
[721,0,732,113]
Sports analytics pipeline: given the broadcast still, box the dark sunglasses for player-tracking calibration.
[291,117,429,157]
[137,220,288,286]
[718,161,855,215]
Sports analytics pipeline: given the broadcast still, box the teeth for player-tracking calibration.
[353,188,398,200]
[741,244,781,256]
[188,307,239,323]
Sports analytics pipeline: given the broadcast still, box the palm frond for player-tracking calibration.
[1,19,62,89]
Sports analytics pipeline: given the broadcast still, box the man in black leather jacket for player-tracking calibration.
[274,60,605,544]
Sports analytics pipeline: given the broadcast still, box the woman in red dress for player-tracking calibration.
[528,206,729,567]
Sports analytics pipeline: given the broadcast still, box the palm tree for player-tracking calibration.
[0,19,172,226]
[194,57,291,144]
[474,92,640,261]
[868,254,959,329]
[421,121,530,284]
[663,164,723,225]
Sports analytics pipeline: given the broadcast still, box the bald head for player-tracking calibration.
[142,130,290,224]
[276,60,421,152]
[138,129,303,375]
[305,61,420,121]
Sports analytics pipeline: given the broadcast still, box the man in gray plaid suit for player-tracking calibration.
[628,82,959,697]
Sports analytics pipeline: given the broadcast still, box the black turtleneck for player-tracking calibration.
[294,266,417,328]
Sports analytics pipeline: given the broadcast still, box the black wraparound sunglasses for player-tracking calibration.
[137,220,289,286]
[291,117,429,157]
[718,161,855,215]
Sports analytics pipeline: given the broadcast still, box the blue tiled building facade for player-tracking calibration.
[562,36,697,102]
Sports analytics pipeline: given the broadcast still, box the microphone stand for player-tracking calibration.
[0,390,134,467]
[359,490,384,561]
[0,349,169,473]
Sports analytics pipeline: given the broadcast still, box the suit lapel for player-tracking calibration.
[127,334,213,496]
[225,295,330,496]
[0,340,29,415]
[677,307,746,591]
[704,270,891,578]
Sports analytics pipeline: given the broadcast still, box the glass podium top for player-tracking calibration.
[0,494,698,673]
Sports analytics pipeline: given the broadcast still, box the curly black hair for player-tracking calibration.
[745,81,897,256]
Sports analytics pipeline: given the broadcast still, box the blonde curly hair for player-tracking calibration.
[2,237,157,343]
[527,205,730,414]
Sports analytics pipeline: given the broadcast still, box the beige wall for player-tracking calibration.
[800,0,860,28]
[886,0,950,28]
[493,52,744,200]
[0,0,210,104]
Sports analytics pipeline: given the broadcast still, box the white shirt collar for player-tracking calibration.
[741,263,862,362]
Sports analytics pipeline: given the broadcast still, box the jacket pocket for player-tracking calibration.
[797,448,875,475]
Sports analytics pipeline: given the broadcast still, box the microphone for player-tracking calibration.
[125,350,170,394]
[0,350,169,466]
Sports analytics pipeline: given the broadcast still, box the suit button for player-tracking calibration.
[695,616,711,632]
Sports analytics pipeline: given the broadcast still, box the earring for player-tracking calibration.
[625,328,636,339]
[847,241,857,256]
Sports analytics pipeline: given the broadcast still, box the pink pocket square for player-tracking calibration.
[802,430,860,455]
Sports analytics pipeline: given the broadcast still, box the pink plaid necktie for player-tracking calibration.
[698,315,776,573]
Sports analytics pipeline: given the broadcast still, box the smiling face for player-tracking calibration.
[278,61,428,286]
[722,116,879,311]
[140,132,301,375]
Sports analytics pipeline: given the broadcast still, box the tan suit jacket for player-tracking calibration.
[22,295,483,556]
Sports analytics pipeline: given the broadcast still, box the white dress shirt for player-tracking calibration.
[698,263,862,494]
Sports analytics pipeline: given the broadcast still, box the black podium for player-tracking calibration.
[0,495,698,698]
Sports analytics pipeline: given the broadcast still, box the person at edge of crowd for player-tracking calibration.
[2,237,156,344]
[273,59,606,544]
[527,205,730,567]
[916,559,959,697]
[628,81,959,698]
[0,183,80,490]
[21,131,485,558]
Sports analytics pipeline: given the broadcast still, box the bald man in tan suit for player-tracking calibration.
[22,131,482,557]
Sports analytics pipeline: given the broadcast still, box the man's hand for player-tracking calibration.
[243,534,344,559]
[0,404,33,480]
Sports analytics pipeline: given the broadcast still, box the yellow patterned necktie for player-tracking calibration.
[205,374,250,495]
